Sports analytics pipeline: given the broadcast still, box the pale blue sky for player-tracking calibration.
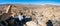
[0,0,60,5]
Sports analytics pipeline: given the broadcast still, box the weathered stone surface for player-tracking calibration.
[0,4,60,26]
[26,21,38,26]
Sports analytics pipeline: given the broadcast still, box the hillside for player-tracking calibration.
[0,4,60,26]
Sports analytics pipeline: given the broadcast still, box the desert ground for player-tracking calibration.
[0,4,60,26]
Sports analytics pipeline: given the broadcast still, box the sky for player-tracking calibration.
[0,0,60,5]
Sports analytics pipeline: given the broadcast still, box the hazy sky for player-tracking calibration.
[0,0,60,5]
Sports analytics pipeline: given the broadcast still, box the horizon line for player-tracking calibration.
[0,2,60,5]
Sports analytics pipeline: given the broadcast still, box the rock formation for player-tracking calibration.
[0,4,60,26]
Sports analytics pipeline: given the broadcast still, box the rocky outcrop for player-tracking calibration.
[0,4,60,26]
